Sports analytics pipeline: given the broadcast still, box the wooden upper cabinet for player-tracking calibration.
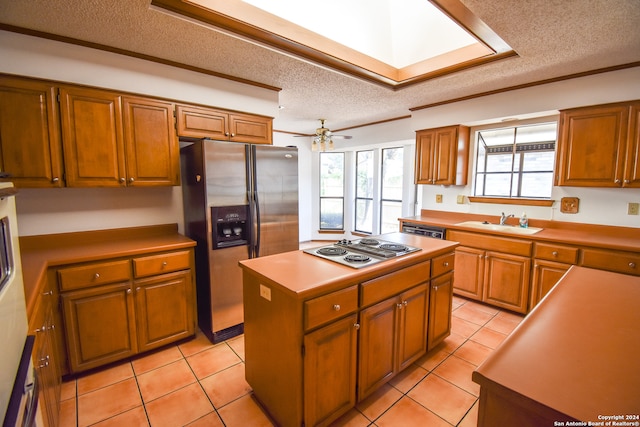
[415,125,469,185]
[556,101,640,187]
[122,97,179,186]
[60,87,179,187]
[59,86,125,187]
[0,76,64,187]
[176,103,273,144]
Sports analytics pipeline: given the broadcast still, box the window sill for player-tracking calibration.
[468,196,555,207]
[318,229,346,234]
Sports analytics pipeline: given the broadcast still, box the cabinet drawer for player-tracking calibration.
[361,261,431,307]
[58,260,131,291]
[534,243,579,264]
[431,253,454,278]
[305,285,358,331]
[133,250,191,278]
[580,248,640,276]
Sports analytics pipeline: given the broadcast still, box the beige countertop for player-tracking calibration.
[472,266,640,422]
[401,210,640,252]
[19,224,196,317]
[239,232,458,299]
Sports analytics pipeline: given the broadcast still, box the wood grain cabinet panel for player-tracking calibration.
[62,282,138,373]
[483,251,531,313]
[135,270,195,352]
[428,272,453,350]
[303,314,358,427]
[304,285,358,331]
[453,246,485,300]
[414,125,469,185]
[0,76,63,187]
[176,103,273,144]
[556,101,640,187]
[531,259,571,308]
[580,248,640,276]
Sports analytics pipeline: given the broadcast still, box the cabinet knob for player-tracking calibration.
[127,289,132,294]
[225,132,230,137]
[625,179,630,184]
[403,300,408,307]
[52,177,59,183]
[94,273,100,279]
[42,290,53,296]
[615,179,621,184]
[443,262,449,267]
[162,261,168,267]
[630,262,636,269]
[129,177,135,183]
[552,251,559,257]
[231,133,236,137]
[333,304,341,311]
[38,355,50,368]
[120,177,126,183]
[354,323,360,330]
[35,324,46,333]
[136,287,141,292]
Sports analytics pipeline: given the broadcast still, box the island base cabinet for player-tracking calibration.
[303,314,358,427]
[134,271,195,353]
[358,283,429,401]
[62,282,138,373]
[428,272,453,350]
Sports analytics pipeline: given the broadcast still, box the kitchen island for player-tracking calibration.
[472,266,640,426]
[239,232,458,427]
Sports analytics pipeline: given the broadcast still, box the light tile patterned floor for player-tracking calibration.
[58,296,524,427]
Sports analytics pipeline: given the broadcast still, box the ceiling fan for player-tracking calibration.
[296,119,352,151]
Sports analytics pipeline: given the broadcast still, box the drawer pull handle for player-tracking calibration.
[552,251,559,256]
[443,262,449,267]
[333,304,341,311]
[162,261,168,267]
[354,323,360,330]
[42,290,53,296]
[630,262,636,269]
[94,273,100,279]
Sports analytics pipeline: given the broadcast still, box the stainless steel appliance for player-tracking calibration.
[401,222,446,239]
[181,139,299,343]
[304,238,421,268]
[1,183,36,426]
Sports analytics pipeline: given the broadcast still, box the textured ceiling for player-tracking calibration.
[1,0,639,135]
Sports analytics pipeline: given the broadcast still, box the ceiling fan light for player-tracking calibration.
[328,139,334,150]
[311,140,318,151]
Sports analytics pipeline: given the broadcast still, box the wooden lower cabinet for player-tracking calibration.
[428,272,453,350]
[135,270,195,352]
[453,246,484,300]
[303,314,358,427]
[30,283,62,427]
[62,282,138,373]
[530,259,571,308]
[59,250,196,373]
[483,251,531,313]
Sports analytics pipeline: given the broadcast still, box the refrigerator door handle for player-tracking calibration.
[254,187,261,257]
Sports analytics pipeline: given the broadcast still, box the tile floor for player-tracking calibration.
[58,296,524,427]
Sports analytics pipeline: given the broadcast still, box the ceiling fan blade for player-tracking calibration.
[331,135,352,139]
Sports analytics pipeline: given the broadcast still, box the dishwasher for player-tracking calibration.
[401,222,447,239]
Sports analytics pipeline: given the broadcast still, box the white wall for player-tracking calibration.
[0,30,281,237]
[411,67,640,228]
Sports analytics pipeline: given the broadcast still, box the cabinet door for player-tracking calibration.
[453,246,484,300]
[483,252,531,314]
[135,270,195,352]
[415,129,435,184]
[59,86,126,187]
[428,272,453,350]
[175,104,229,139]
[62,282,137,373]
[531,259,570,308]
[397,283,429,371]
[358,297,398,401]
[556,105,628,187]
[432,127,459,185]
[625,103,640,187]
[122,97,179,186]
[303,314,358,427]
[229,112,272,144]
[0,77,64,187]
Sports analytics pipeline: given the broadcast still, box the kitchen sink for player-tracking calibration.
[455,221,543,235]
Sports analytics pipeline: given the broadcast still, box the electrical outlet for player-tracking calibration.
[259,284,272,301]
[457,195,465,204]
[628,202,639,215]
[435,194,443,203]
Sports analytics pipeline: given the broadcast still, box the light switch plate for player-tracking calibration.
[435,194,443,203]
[628,202,639,215]
[560,197,579,214]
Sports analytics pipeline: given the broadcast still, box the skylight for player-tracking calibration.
[242,0,479,69]
[151,0,515,88]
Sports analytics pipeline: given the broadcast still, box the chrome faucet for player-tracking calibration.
[500,212,514,225]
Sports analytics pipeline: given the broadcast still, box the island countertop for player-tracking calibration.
[472,266,640,425]
[238,232,458,299]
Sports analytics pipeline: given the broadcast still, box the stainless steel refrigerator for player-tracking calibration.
[181,139,299,343]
